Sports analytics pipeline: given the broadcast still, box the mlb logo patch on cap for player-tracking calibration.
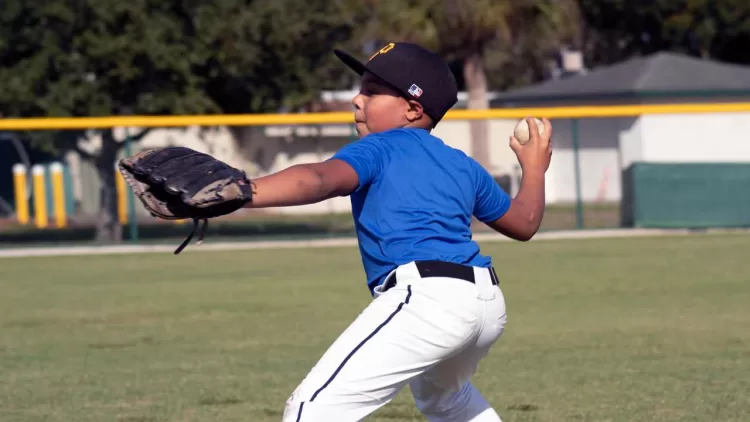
[408,84,423,98]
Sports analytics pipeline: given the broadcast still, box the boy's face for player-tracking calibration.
[352,72,421,137]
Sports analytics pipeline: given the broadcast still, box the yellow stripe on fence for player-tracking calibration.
[2,102,750,130]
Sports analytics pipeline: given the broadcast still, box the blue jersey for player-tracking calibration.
[331,128,512,294]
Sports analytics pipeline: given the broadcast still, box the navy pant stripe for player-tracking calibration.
[295,402,305,422]
[298,285,412,421]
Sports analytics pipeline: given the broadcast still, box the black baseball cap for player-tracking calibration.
[334,42,458,124]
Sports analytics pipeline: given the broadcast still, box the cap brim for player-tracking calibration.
[334,48,426,116]
[334,49,367,75]
[333,48,404,97]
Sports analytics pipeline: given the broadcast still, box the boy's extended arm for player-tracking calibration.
[243,159,359,208]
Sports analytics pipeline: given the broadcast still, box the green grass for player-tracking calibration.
[1,233,749,421]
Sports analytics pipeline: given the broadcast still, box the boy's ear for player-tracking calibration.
[405,100,425,123]
[405,100,435,129]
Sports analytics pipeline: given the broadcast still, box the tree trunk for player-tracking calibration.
[463,51,491,170]
[94,130,123,243]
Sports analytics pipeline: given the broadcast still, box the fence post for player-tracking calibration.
[49,162,67,228]
[12,163,29,224]
[571,119,584,229]
[63,164,76,217]
[31,164,48,228]
[115,165,128,225]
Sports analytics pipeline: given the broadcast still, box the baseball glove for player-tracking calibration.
[118,146,254,254]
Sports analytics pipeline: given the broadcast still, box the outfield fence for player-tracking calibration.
[2,101,750,245]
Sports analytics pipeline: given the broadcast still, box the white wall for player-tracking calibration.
[618,116,645,169]
[70,116,632,217]
[434,116,636,204]
[138,126,255,173]
[255,133,353,215]
[78,111,750,218]
[431,119,521,177]
[639,112,750,163]
[67,126,256,215]
[543,118,631,203]
[271,119,523,214]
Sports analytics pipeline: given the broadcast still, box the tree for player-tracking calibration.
[363,0,581,168]
[0,0,369,242]
[578,0,750,66]
[0,1,203,241]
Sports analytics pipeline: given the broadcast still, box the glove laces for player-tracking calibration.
[174,218,209,255]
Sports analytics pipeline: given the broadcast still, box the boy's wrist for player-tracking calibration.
[520,165,545,179]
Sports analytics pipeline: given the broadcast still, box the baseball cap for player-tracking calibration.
[334,42,458,124]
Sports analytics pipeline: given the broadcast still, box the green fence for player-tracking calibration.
[622,162,750,228]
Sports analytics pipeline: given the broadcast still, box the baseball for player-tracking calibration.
[513,118,545,144]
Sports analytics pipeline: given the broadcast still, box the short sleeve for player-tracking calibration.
[472,159,512,223]
[330,135,388,191]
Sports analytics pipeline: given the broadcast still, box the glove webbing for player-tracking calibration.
[174,218,209,255]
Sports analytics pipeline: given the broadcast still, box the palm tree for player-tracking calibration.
[364,0,581,168]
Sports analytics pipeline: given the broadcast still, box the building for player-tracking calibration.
[61,52,750,220]
[66,92,520,218]
[491,52,750,204]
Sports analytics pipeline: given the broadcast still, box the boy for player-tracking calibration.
[245,42,552,421]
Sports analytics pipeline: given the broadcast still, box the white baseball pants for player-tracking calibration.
[283,261,507,421]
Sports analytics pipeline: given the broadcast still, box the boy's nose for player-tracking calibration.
[352,93,365,110]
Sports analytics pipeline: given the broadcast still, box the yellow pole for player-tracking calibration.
[49,162,67,228]
[31,164,48,229]
[12,163,29,225]
[115,167,128,225]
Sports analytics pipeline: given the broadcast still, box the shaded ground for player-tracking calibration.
[0,203,620,247]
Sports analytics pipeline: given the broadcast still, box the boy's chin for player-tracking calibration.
[355,122,374,137]
[357,125,401,137]
[357,122,420,137]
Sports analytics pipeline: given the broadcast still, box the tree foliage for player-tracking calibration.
[0,0,369,241]
[579,0,750,66]
[363,0,581,167]
[5,0,748,243]
[361,0,581,90]
[0,0,368,118]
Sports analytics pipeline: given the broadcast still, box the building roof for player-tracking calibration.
[492,52,750,105]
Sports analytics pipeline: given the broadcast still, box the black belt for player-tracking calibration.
[382,260,499,291]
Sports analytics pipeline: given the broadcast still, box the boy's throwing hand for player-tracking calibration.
[510,117,553,174]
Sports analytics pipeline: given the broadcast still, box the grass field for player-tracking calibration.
[1,233,749,421]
